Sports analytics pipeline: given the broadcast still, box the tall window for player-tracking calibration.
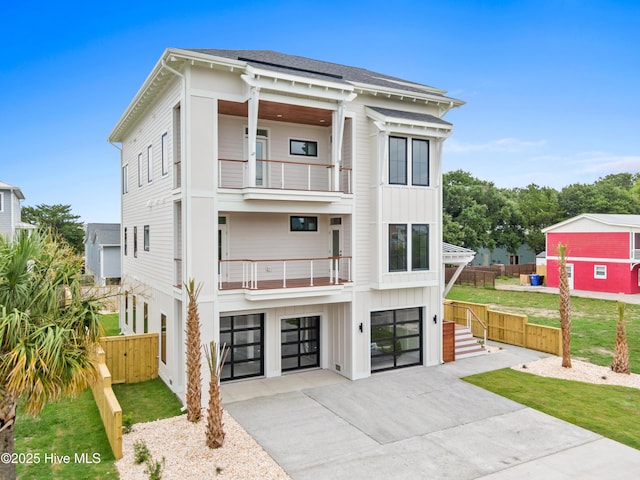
[143,225,150,251]
[411,139,429,186]
[160,314,167,364]
[124,291,129,325]
[138,153,143,187]
[122,164,129,194]
[411,224,429,270]
[134,226,138,258]
[389,136,430,186]
[147,145,153,183]
[143,302,148,333]
[161,133,168,176]
[389,224,407,272]
[389,137,407,185]
[132,296,137,332]
[124,227,128,256]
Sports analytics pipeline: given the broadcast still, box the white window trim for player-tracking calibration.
[138,153,143,187]
[161,132,168,176]
[388,135,431,187]
[594,265,607,279]
[0,191,4,212]
[147,145,153,183]
[122,164,129,194]
[388,222,431,273]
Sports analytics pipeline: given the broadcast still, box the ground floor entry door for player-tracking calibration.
[371,307,423,372]
[281,316,320,372]
[220,313,264,381]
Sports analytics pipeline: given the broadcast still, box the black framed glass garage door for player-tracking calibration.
[220,313,264,381]
[281,316,320,372]
[370,307,423,372]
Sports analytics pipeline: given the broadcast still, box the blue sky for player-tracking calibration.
[1,0,639,223]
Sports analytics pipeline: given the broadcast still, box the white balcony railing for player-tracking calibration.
[218,158,352,194]
[218,256,352,290]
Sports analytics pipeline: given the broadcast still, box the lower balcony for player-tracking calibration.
[219,256,352,300]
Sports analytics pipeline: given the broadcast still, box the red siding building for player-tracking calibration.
[543,214,640,294]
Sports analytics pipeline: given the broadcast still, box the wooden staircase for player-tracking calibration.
[455,324,486,359]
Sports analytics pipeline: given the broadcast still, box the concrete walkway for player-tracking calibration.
[222,344,640,480]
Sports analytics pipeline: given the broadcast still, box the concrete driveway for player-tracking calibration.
[224,345,640,480]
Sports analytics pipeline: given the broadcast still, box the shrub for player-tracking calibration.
[133,440,150,465]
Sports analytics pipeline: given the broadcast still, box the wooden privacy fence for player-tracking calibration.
[101,333,159,384]
[91,345,123,460]
[444,300,562,355]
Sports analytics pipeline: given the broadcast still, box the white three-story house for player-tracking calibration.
[108,49,464,400]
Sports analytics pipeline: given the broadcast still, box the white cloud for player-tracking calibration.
[445,137,547,154]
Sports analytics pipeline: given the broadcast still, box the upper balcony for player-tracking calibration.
[216,98,353,205]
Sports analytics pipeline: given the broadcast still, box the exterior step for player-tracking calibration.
[454,325,486,359]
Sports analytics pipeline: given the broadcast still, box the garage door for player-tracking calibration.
[371,307,423,372]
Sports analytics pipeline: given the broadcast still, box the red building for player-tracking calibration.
[543,214,640,294]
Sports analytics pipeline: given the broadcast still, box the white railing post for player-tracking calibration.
[347,258,351,282]
[218,262,222,290]
[329,258,333,284]
[283,261,287,288]
[252,262,258,289]
[334,258,339,284]
[310,260,314,286]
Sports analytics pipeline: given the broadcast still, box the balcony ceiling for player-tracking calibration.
[219,100,333,126]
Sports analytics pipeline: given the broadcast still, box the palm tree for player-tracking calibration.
[0,230,102,480]
[203,340,229,449]
[558,243,572,368]
[184,279,202,422]
[611,301,630,374]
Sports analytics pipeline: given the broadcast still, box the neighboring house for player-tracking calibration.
[543,214,640,294]
[84,223,121,286]
[108,48,464,400]
[471,244,536,266]
[0,180,35,241]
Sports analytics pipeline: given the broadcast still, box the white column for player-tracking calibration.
[331,102,346,192]
[247,86,260,188]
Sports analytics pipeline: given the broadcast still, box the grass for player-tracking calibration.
[112,378,183,425]
[463,368,640,450]
[99,313,121,337]
[15,379,182,479]
[15,389,118,480]
[447,284,640,373]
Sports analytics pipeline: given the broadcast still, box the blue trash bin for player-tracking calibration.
[529,274,541,286]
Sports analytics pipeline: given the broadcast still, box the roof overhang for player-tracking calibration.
[367,106,454,138]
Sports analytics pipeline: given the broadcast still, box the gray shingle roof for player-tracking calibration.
[86,223,121,246]
[367,106,452,126]
[0,180,25,200]
[185,49,451,98]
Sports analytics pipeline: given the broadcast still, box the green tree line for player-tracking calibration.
[443,170,640,254]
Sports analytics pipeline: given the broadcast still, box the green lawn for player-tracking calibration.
[99,313,120,337]
[15,390,118,480]
[15,379,182,479]
[463,368,640,450]
[447,285,640,373]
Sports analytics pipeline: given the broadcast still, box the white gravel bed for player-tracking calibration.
[116,410,291,480]
[512,356,640,389]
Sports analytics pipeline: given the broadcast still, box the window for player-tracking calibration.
[290,216,317,232]
[124,291,129,325]
[0,192,3,212]
[134,226,138,258]
[389,137,407,185]
[389,224,407,272]
[138,153,143,187]
[290,139,318,157]
[143,302,148,333]
[594,265,607,279]
[411,139,429,186]
[411,224,429,270]
[124,227,128,256]
[122,165,129,194]
[132,296,137,332]
[144,225,150,251]
[147,145,153,183]
[389,136,430,186]
[161,133,168,176]
[160,314,167,364]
